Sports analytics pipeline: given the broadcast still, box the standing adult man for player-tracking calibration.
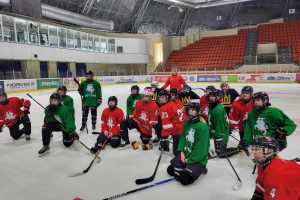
[162,68,186,92]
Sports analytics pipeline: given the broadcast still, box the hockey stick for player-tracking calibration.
[192,88,206,93]
[27,93,98,159]
[69,137,109,177]
[251,164,257,174]
[73,78,89,134]
[230,134,240,142]
[135,150,164,185]
[102,177,175,200]
[223,150,243,191]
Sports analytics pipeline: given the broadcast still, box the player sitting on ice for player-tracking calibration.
[57,85,75,118]
[120,88,159,150]
[126,85,142,118]
[179,85,200,109]
[158,90,187,155]
[200,85,216,121]
[250,136,300,200]
[38,93,79,155]
[228,86,254,151]
[243,92,296,152]
[167,102,209,186]
[207,89,239,158]
[0,92,31,141]
[91,96,124,152]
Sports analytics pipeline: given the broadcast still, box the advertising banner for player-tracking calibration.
[37,78,61,89]
[183,75,197,82]
[5,79,36,92]
[197,75,220,82]
[0,81,5,92]
[62,78,79,88]
[296,73,300,83]
[237,73,296,82]
[220,75,237,82]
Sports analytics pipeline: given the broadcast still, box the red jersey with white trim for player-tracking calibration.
[0,97,31,128]
[133,100,159,135]
[228,98,253,133]
[101,107,124,136]
[159,100,186,137]
[200,95,209,120]
[162,74,186,92]
[255,157,300,200]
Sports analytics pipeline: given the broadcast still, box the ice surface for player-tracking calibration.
[0,83,299,200]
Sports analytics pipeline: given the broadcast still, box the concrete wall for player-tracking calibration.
[257,43,277,54]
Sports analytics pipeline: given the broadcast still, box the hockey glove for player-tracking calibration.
[23,107,30,115]
[214,137,225,156]
[276,127,287,141]
[97,98,102,106]
[159,137,169,152]
[251,190,264,200]
[68,131,79,140]
[0,126,2,133]
[238,141,250,156]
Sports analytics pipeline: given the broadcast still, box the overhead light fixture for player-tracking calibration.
[168,5,183,12]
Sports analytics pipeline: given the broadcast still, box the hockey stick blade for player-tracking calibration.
[135,150,163,185]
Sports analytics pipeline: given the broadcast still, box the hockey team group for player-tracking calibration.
[0,68,299,200]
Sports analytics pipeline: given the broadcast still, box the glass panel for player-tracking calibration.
[66,29,74,49]
[108,38,115,45]
[87,34,94,51]
[40,23,49,46]
[108,38,115,53]
[28,21,39,44]
[49,26,58,47]
[0,15,2,40]
[2,15,15,42]
[15,18,28,43]
[74,31,81,49]
[94,36,100,52]
[81,32,87,50]
[100,38,107,53]
[58,27,66,48]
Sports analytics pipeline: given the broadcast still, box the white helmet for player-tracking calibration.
[151,81,159,88]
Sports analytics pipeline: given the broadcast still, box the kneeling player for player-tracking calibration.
[250,136,300,200]
[0,92,31,141]
[167,103,210,186]
[91,96,124,152]
[38,93,79,155]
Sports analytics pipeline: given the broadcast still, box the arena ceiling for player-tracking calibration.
[3,0,300,35]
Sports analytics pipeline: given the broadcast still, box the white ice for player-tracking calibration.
[0,83,299,200]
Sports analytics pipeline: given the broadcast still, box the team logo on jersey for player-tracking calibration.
[182,96,190,106]
[54,115,62,124]
[222,94,231,105]
[255,117,268,134]
[107,117,114,129]
[5,111,16,120]
[139,112,148,121]
[86,84,95,94]
[186,129,195,144]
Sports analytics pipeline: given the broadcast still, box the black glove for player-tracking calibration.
[238,141,250,156]
[159,137,169,152]
[23,107,30,115]
[251,190,264,200]
[46,106,55,116]
[68,131,79,140]
[214,137,225,156]
[97,98,102,106]
[276,127,287,141]
[0,126,3,133]
[78,88,83,96]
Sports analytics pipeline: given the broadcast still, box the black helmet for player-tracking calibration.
[158,90,170,104]
[188,102,201,114]
[241,86,253,94]
[108,96,118,105]
[0,91,8,105]
[170,88,179,95]
[205,85,216,93]
[50,93,61,101]
[182,85,191,92]
[57,85,67,94]
[220,82,229,89]
[85,71,94,77]
[250,136,279,167]
[131,85,140,93]
[252,91,271,110]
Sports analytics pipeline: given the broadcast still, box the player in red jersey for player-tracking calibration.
[120,88,159,150]
[228,86,254,148]
[91,96,124,152]
[158,90,187,155]
[0,92,31,141]
[250,136,300,200]
[162,68,186,92]
[200,85,216,121]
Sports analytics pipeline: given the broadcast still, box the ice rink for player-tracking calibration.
[0,83,299,200]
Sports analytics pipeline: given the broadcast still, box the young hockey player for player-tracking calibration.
[200,85,216,121]
[57,85,75,117]
[170,88,186,114]
[250,136,300,200]
[78,71,102,131]
[167,102,210,186]
[150,81,163,103]
[207,89,238,157]
[158,90,187,155]
[162,68,187,92]
[228,86,254,147]
[126,85,142,117]
[0,92,31,141]
[220,83,239,115]
[91,96,124,152]
[38,93,79,155]
[179,85,200,108]
[243,92,296,151]
[120,88,159,150]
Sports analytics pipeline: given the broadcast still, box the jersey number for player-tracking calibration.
[162,112,168,118]
[270,188,276,199]
[177,109,184,121]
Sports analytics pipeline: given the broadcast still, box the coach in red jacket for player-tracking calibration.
[162,68,186,92]
[0,92,31,141]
